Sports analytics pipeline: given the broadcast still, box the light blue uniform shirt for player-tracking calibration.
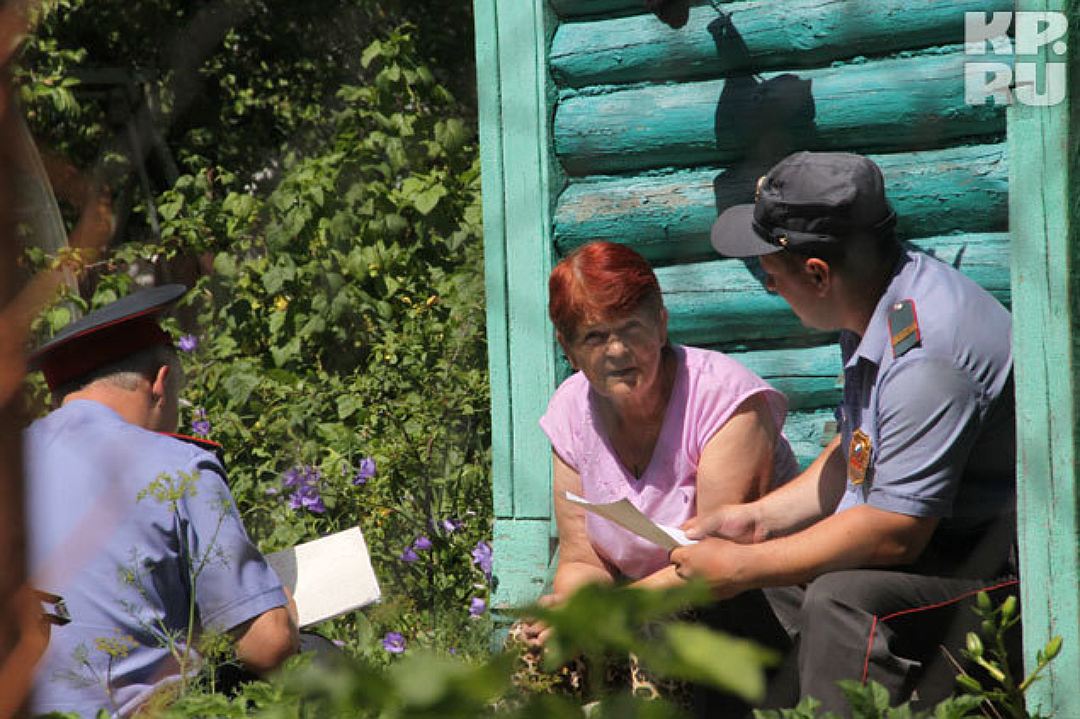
[26,400,286,717]
[834,251,1015,531]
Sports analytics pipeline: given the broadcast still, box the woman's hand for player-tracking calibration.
[518,592,563,648]
[682,501,762,543]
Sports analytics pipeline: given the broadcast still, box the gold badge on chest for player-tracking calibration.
[848,429,872,485]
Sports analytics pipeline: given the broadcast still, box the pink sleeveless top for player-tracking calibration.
[540,345,798,579]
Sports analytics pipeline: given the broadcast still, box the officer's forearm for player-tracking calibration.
[756,435,846,539]
[737,505,939,589]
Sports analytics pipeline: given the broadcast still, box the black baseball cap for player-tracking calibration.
[30,284,187,392]
[710,152,897,258]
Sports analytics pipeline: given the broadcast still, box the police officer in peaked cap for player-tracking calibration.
[670,152,1018,714]
[24,285,299,716]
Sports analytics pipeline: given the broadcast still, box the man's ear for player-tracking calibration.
[804,258,832,295]
[150,364,171,405]
[658,306,669,346]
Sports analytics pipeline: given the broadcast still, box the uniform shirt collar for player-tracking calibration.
[844,251,916,369]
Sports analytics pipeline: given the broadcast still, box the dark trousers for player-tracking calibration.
[696,519,1021,718]
[762,570,1020,714]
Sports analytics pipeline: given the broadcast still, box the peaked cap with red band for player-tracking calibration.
[30,284,187,392]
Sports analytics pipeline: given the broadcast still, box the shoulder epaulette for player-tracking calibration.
[887,299,921,358]
[160,432,226,468]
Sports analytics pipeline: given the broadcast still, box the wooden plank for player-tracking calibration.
[1009,0,1080,712]
[781,408,838,470]
[495,0,558,523]
[473,0,513,519]
[555,144,1008,264]
[554,48,1006,175]
[552,0,1011,88]
[661,233,1010,349]
[491,519,553,608]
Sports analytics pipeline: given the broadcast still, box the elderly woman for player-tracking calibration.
[521,242,798,644]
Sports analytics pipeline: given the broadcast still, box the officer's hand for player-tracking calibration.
[682,502,760,543]
[670,539,747,599]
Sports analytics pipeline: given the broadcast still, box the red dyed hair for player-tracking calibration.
[548,241,662,339]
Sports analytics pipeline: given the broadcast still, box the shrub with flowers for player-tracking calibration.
[161,29,494,663]
[26,28,493,668]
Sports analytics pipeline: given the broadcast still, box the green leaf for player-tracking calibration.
[838,679,892,718]
[660,622,777,702]
[270,337,302,367]
[221,371,260,409]
[413,184,447,215]
[360,40,383,68]
[337,394,363,420]
[212,253,239,278]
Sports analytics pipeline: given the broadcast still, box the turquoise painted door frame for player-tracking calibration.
[1010,0,1080,714]
[474,0,560,608]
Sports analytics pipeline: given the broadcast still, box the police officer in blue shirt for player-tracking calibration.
[24,285,299,717]
[670,152,1017,713]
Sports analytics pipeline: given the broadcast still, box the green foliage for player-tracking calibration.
[147,583,778,718]
[521,581,776,703]
[955,592,1059,719]
[152,28,491,660]
[22,18,491,673]
[18,0,476,195]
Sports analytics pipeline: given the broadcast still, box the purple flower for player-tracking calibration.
[441,518,462,533]
[353,457,376,485]
[382,632,406,654]
[332,638,346,648]
[400,547,419,563]
[191,409,210,437]
[471,540,493,579]
[449,647,457,655]
[413,536,433,551]
[178,334,198,353]
[282,465,325,513]
[469,597,487,617]
[300,491,326,514]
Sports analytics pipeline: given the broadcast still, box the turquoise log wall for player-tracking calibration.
[480,0,1011,624]
[555,49,1004,175]
[555,144,1008,262]
[662,232,1011,350]
[551,0,1012,87]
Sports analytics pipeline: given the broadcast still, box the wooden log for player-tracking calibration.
[725,343,842,411]
[549,0,649,19]
[660,233,1011,348]
[555,144,1008,264]
[554,48,1005,176]
[781,408,838,470]
[552,0,1011,88]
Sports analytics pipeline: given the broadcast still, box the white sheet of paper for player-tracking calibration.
[266,526,381,628]
[564,491,697,552]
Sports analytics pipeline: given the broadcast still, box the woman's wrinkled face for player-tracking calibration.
[562,303,668,402]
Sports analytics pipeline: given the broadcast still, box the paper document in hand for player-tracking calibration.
[266,526,381,628]
[564,491,697,552]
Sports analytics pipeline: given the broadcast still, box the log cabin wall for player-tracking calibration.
[477,0,1014,609]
